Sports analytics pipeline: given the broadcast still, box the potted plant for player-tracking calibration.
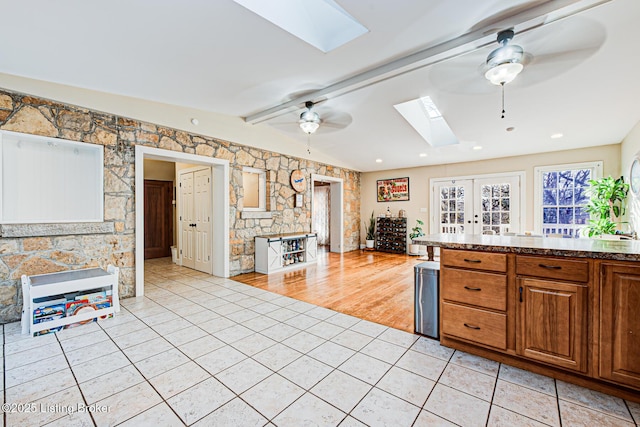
[583,176,629,237]
[409,219,425,254]
[363,211,376,249]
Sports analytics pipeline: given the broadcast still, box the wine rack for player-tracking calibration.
[375,217,407,254]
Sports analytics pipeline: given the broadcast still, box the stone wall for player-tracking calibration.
[0,89,361,323]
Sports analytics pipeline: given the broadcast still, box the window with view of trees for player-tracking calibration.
[534,162,602,237]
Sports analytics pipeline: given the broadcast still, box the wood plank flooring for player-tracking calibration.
[233,249,427,333]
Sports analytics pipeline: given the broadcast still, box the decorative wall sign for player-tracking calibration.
[377,177,409,202]
[290,170,306,193]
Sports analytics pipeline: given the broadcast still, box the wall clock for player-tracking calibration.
[290,170,306,193]
[630,157,640,196]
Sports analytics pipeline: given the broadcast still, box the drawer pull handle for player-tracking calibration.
[463,259,482,264]
[464,286,482,291]
[464,323,481,330]
[539,264,561,270]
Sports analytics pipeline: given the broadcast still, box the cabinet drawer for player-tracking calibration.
[442,249,506,273]
[516,255,589,282]
[442,268,506,311]
[442,302,507,350]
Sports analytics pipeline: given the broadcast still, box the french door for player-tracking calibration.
[431,175,521,235]
[178,167,212,274]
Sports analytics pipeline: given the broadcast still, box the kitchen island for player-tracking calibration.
[413,234,640,401]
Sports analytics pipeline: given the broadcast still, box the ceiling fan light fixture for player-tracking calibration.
[485,62,524,85]
[299,102,321,134]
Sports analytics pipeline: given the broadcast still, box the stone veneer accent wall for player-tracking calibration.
[0,89,361,323]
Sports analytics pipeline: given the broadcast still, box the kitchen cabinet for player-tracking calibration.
[441,249,507,350]
[516,277,587,372]
[515,255,588,372]
[418,234,640,400]
[599,263,640,389]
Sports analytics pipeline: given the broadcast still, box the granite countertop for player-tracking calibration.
[256,232,317,239]
[413,233,640,262]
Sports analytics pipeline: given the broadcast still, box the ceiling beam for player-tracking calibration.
[244,0,611,124]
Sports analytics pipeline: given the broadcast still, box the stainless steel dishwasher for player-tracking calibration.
[414,261,440,339]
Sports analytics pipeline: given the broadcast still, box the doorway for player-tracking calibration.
[144,180,173,259]
[430,173,524,235]
[135,146,230,297]
[313,181,331,250]
[311,174,344,253]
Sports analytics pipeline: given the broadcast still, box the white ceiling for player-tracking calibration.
[0,0,638,172]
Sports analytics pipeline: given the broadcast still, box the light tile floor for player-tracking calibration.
[3,259,640,427]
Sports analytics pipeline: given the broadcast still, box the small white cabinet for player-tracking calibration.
[21,265,120,336]
[255,233,318,274]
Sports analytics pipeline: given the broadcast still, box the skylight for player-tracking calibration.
[394,96,458,147]
[233,0,368,53]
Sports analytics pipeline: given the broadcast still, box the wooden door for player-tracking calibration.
[600,263,640,388]
[144,180,173,259]
[194,168,212,274]
[179,172,195,269]
[517,277,587,372]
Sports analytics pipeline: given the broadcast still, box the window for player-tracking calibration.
[242,167,266,211]
[534,161,602,237]
[0,130,103,224]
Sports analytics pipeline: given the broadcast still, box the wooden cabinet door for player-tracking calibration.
[517,277,587,372]
[600,264,640,388]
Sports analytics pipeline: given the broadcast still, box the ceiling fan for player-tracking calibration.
[267,100,352,136]
[427,17,605,99]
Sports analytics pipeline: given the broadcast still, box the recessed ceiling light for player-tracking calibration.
[473,146,483,150]
[191,118,199,125]
[419,153,427,157]
[551,133,563,139]
[506,127,515,132]
[375,159,383,163]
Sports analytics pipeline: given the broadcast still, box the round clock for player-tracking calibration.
[630,157,640,196]
[290,170,306,193]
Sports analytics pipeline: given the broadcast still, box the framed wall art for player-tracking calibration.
[377,177,409,202]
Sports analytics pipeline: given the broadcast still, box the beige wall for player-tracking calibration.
[621,120,640,234]
[144,159,175,181]
[361,144,621,244]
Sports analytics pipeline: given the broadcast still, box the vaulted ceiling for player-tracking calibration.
[1,0,638,172]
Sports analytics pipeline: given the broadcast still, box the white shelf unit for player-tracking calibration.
[255,233,317,274]
[21,265,120,336]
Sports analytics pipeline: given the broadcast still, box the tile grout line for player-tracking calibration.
[54,331,97,426]
[97,308,189,426]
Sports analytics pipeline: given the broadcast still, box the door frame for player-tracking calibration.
[311,174,344,253]
[135,146,229,297]
[429,171,526,234]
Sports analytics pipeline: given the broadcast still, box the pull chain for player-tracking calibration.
[501,82,506,119]
[307,133,311,155]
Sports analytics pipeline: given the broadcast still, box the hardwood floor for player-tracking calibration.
[233,249,428,333]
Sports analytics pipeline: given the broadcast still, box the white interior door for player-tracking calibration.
[179,167,212,273]
[180,171,195,269]
[194,168,212,274]
[432,174,521,235]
